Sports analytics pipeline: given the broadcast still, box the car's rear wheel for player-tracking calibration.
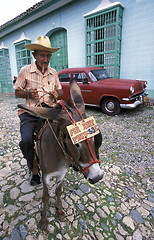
[101,97,121,116]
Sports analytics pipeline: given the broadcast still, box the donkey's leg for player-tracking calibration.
[55,181,63,211]
[55,169,68,221]
[55,180,65,221]
[39,175,49,230]
[55,168,68,213]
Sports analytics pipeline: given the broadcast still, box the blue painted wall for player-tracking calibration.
[119,0,154,93]
[0,0,100,78]
[0,0,154,93]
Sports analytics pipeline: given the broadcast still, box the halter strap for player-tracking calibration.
[82,138,101,172]
[58,99,101,173]
[72,101,84,120]
[58,100,76,124]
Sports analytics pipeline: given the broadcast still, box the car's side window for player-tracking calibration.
[59,73,70,82]
[88,72,97,82]
[73,72,88,83]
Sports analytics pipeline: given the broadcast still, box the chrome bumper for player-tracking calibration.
[120,95,145,109]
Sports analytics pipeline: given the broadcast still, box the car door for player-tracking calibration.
[72,72,96,105]
[59,72,70,101]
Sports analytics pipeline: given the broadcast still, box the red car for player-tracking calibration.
[58,67,147,116]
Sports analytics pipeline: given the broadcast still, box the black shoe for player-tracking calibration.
[30,174,41,186]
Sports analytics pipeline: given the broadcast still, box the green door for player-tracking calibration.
[0,48,13,93]
[50,29,68,71]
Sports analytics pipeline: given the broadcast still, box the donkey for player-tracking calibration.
[18,79,103,230]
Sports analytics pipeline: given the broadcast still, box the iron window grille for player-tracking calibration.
[14,40,31,73]
[85,5,124,78]
[0,48,13,93]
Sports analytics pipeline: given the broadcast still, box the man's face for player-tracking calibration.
[33,50,52,72]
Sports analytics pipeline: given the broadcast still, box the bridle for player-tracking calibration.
[33,93,101,174]
[58,100,101,173]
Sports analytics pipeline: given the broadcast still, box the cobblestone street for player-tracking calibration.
[0,95,154,240]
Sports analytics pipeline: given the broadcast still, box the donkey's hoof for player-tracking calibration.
[39,218,49,232]
[55,210,65,221]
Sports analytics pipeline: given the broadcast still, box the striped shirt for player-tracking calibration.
[15,62,62,115]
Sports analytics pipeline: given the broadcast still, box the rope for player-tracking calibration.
[72,101,84,120]
[27,89,56,107]
[33,96,100,173]
[58,100,76,124]
[83,138,101,172]
[35,92,50,106]
[46,119,70,158]
[33,95,71,161]
[59,100,100,173]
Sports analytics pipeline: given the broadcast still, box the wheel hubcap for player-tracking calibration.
[106,102,115,111]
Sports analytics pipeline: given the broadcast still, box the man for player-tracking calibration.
[15,36,63,186]
[13,76,17,85]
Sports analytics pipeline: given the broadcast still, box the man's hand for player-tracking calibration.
[15,89,39,100]
[50,90,58,99]
[29,89,39,100]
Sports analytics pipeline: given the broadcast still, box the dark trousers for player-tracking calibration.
[19,112,40,172]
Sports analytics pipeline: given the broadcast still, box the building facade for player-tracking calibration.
[0,0,154,96]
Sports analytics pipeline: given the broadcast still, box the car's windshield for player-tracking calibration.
[90,69,111,81]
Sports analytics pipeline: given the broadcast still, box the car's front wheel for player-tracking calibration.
[101,97,121,116]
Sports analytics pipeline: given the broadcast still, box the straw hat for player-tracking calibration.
[25,36,60,53]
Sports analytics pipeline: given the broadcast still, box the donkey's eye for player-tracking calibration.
[76,143,80,147]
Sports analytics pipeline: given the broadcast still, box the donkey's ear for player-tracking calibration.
[70,78,85,113]
[18,104,61,120]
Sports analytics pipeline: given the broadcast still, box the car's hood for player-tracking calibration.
[98,78,141,85]
[97,78,145,88]
[96,78,147,93]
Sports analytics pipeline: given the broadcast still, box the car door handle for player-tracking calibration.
[81,90,92,92]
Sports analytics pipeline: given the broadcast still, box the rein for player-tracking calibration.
[58,100,76,124]
[34,95,72,162]
[34,96,101,173]
[58,100,101,173]
[42,120,72,162]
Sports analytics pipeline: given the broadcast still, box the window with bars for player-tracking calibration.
[15,40,31,73]
[85,5,124,78]
[0,48,13,93]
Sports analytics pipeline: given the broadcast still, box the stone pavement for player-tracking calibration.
[0,95,154,240]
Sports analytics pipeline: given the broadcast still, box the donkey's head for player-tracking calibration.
[18,79,103,184]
